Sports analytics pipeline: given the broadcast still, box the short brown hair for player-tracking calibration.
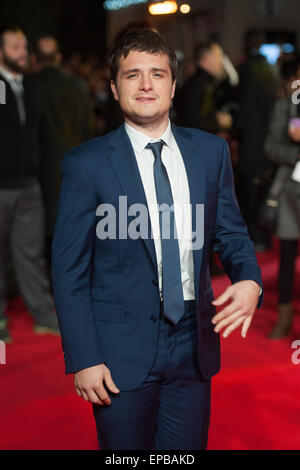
[34,35,60,65]
[0,24,24,48]
[194,40,217,63]
[109,28,178,82]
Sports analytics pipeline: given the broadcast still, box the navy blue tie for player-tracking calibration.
[146,140,185,324]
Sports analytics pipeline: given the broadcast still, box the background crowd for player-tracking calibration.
[0,23,299,344]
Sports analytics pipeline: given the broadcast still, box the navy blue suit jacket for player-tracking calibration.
[51,124,263,391]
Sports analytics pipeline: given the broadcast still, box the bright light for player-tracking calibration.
[180,3,190,14]
[148,1,178,15]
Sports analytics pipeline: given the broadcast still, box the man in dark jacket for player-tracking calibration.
[174,41,234,276]
[236,30,279,251]
[0,25,58,342]
[174,41,232,134]
[31,35,93,257]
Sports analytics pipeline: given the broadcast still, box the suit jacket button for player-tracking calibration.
[150,315,157,322]
[152,280,158,286]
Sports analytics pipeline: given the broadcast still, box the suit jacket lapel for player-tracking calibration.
[0,75,20,120]
[107,125,158,270]
[171,124,205,296]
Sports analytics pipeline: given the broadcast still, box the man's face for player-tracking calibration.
[111,50,176,128]
[0,31,28,74]
[203,44,224,79]
[37,37,58,56]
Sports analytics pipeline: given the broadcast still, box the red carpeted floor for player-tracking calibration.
[0,247,300,450]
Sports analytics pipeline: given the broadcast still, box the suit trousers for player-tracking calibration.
[0,183,55,321]
[93,300,211,450]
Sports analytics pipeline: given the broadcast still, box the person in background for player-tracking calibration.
[174,41,236,276]
[236,29,279,252]
[264,58,300,339]
[0,25,59,342]
[174,40,233,134]
[31,35,93,261]
[89,60,111,136]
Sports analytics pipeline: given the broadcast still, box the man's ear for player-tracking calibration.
[110,80,119,101]
[171,79,177,99]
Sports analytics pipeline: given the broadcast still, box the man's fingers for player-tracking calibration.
[213,309,244,333]
[212,301,241,324]
[211,281,259,338]
[222,315,247,338]
[81,390,90,402]
[83,387,107,405]
[212,288,232,306]
[241,316,253,338]
[95,385,111,405]
[104,369,120,394]
[73,365,119,406]
[76,386,106,405]
[89,389,105,406]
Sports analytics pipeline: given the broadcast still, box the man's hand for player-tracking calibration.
[74,364,120,406]
[216,111,233,130]
[211,280,261,338]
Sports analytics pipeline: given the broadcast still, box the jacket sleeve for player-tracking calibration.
[51,150,106,374]
[264,99,299,167]
[174,82,219,133]
[212,140,263,307]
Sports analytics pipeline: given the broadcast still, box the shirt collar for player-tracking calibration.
[124,120,174,154]
[0,65,23,84]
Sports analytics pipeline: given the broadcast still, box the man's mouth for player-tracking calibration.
[135,97,156,102]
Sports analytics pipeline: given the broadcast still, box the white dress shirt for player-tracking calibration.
[125,120,195,300]
[0,65,26,123]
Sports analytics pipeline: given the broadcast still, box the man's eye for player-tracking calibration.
[127,74,137,79]
[153,73,163,77]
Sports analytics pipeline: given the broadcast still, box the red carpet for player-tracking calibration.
[0,247,300,450]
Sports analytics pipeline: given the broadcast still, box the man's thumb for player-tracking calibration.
[104,370,120,393]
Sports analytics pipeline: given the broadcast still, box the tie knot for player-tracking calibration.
[146,140,165,160]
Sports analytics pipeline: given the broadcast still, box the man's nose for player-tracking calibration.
[139,74,152,91]
[19,48,28,57]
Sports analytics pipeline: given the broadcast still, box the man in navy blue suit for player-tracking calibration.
[51,29,262,450]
